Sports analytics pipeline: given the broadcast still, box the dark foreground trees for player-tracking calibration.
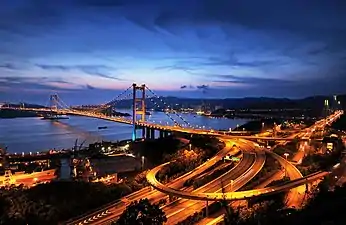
[115,198,167,225]
[0,181,132,224]
[223,181,346,225]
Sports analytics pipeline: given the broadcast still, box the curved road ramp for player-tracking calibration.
[146,161,329,201]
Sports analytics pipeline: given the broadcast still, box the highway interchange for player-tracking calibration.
[64,110,344,225]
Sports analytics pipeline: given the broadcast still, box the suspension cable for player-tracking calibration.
[146,94,181,127]
[145,86,193,128]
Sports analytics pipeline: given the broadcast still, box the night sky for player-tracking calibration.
[1,0,346,104]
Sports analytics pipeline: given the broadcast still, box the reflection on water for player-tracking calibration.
[0,112,247,154]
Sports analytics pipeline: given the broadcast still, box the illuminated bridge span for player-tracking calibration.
[5,83,343,141]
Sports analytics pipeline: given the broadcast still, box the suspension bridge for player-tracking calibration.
[3,83,334,142]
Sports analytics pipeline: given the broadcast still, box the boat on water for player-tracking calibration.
[98,126,108,130]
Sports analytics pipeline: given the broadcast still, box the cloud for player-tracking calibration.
[86,84,96,90]
[0,76,89,94]
[196,84,209,94]
[0,0,346,100]
[197,84,208,89]
[36,64,121,80]
[203,56,287,68]
[0,63,20,70]
[212,74,295,86]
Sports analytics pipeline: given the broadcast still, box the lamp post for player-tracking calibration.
[141,156,145,169]
[283,153,289,177]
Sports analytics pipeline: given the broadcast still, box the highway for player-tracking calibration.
[164,151,265,224]
[266,150,305,208]
[196,170,285,225]
[60,110,343,224]
[67,139,243,225]
[146,111,340,205]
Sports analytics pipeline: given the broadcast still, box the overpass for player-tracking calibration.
[146,156,329,201]
[65,111,342,225]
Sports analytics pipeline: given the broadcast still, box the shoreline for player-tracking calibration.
[0,112,247,154]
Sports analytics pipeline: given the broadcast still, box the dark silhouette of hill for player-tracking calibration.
[113,94,345,112]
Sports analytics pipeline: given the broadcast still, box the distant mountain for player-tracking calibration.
[3,95,344,116]
[112,94,345,112]
[0,102,46,109]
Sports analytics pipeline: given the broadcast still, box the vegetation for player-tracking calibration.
[331,114,346,131]
[0,109,38,118]
[123,176,346,225]
[192,162,234,189]
[221,179,346,225]
[273,140,299,159]
[234,119,282,132]
[131,136,182,165]
[298,137,343,176]
[0,181,132,224]
[298,151,341,176]
[239,154,281,191]
[115,198,166,225]
[156,136,223,183]
[267,177,290,187]
[183,160,224,187]
[124,170,150,190]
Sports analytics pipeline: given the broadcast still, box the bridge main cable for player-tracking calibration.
[146,94,182,127]
[145,86,193,128]
[103,85,133,108]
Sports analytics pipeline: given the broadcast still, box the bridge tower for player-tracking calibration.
[50,94,59,112]
[132,83,146,141]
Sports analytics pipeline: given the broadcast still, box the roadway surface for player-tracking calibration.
[196,170,285,225]
[62,110,343,224]
[88,140,256,225]
[164,150,265,224]
[67,139,244,225]
[202,111,342,224]
[69,111,342,224]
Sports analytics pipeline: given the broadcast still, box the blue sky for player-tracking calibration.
[1,0,346,104]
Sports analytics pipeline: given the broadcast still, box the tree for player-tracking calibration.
[116,198,167,225]
[219,180,241,225]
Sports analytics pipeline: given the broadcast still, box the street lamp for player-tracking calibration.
[284,153,289,160]
[283,153,289,177]
[141,156,145,169]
